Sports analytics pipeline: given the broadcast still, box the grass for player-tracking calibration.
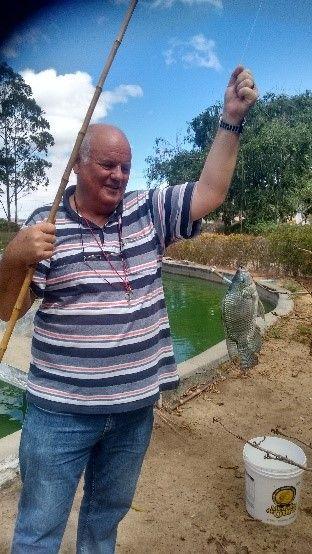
[293,323,312,345]
[266,326,284,339]
[281,279,302,293]
[265,314,311,345]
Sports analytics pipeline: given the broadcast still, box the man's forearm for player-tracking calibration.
[190,128,240,220]
[190,66,258,221]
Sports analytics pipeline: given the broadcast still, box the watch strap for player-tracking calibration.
[219,116,245,134]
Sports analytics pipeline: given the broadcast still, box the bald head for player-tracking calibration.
[78,124,131,164]
[73,123,132,220]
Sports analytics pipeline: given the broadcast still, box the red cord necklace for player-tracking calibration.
[73,194,132,302]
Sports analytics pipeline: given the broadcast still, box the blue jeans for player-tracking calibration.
[11,402,154,554]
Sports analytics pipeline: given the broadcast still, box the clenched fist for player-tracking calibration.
[222,65,258,125]
[5,221,56,267]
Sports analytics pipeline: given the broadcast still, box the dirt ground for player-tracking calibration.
[0,284,311,553]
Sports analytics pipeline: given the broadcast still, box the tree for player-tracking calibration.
[0,63,54,222]
[145,92,312,233]
[145,137,205,187]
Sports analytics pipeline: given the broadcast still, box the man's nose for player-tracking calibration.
[110,164,123,180]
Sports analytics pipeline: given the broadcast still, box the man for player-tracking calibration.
[0,65,258,553]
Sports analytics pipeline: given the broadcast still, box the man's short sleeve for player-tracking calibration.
[148,181,201,253]
[22,209,51,299]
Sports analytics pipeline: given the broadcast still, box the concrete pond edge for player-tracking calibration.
[0,259,294,488]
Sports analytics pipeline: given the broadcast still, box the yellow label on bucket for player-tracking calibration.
[266,486,297,519]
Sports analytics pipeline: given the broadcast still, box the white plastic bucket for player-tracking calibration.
[243,436,306,525]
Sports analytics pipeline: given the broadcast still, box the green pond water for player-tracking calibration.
[0,381,26,439]
[0,273,274,438]
[163,273,227,363]
[163,273,273,363]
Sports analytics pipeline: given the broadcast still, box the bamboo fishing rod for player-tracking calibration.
[0,0,138,362]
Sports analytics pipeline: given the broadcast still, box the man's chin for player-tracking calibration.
[100,187,124,208]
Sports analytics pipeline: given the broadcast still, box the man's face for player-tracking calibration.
[74,131,132,215]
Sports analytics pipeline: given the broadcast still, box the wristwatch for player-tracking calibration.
[219,116,245,134]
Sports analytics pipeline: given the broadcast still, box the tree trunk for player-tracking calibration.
[14,187,17,223]
[222,212,232,235]
[4,120,11,222]
[14,137,17,223]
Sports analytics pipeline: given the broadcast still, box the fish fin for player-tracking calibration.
[226,338,238,360]
[257,300,266,320]
[242,284,257,299]
[242,289,253,299]
[248,326,262,353]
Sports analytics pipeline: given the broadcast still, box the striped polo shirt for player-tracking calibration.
[25,182,201,413]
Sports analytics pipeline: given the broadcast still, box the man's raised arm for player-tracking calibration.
[190,65,258,221]
[0,221,55,321]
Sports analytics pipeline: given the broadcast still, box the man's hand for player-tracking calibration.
[222,65,258,125]
[4,221,56,268]
[0,221,55,321]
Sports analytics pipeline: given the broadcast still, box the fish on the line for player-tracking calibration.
[221,267,265,370]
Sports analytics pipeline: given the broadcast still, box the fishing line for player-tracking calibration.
[234,0,266,233]
[239,0,264,66]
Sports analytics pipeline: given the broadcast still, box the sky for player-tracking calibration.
[1,0,311,219]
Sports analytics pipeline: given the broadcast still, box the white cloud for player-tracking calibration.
[0,27,48,59]
[163,33,221,71]
[97,14,109,25]
[22,68,143,150]
[152,0,222,8]
[163,48,176,66]
[11,68,143,218]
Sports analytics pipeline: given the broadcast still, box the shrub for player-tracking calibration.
[0,219,20,232]
[166,225,312,276]
[0,220,20,251]
[266,224,312,276]
[244,221,279,236]
[0,231,15,250]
